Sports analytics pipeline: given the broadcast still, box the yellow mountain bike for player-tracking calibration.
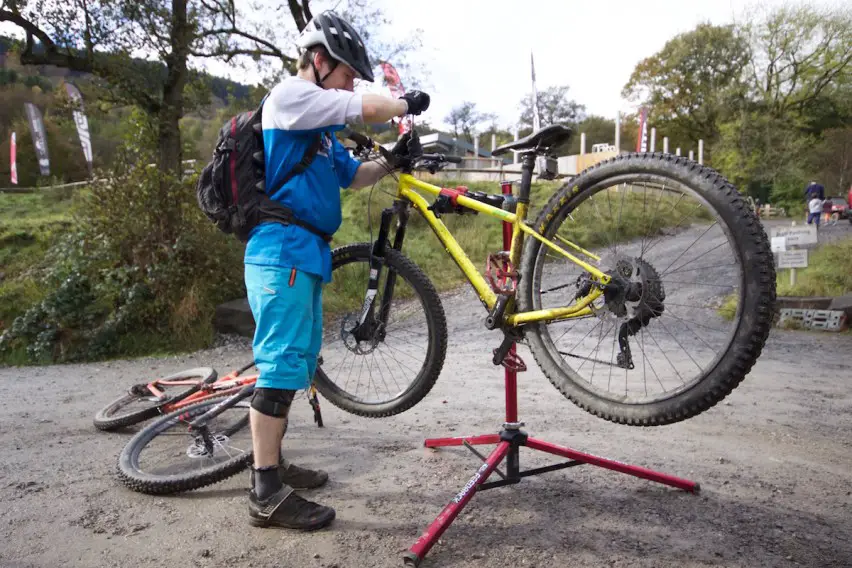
[313,125,776,426]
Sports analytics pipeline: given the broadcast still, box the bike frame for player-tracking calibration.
[150,367,259,414]
[391,165,610,326]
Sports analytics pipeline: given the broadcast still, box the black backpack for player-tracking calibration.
[196,98,331,243]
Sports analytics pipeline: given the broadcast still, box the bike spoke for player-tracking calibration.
[534,170,744,406]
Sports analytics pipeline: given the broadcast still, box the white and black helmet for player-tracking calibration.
[297,11,374,82]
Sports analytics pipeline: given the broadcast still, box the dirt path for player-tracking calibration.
[1,274,851,567]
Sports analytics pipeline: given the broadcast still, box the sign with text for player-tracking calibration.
[775,249,808,269]
[769,225,818,246]
[770,236,786,252]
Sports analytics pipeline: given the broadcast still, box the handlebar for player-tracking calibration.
[344,129,463,170]
[420,154,462,164]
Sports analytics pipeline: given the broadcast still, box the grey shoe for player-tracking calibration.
[279,459,329,489]
[249,459,329,490]
[248,485,335,530]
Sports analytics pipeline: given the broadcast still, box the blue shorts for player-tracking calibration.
[807,212,821,225]
[245,264,323,391]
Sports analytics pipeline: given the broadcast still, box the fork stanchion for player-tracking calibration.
[403,180,699,568]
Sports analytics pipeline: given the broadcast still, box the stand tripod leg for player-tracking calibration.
[423,433,501,449]
[526,437,699,492]
[403,441,512,567]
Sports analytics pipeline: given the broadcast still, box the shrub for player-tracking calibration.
[0,111,245,363]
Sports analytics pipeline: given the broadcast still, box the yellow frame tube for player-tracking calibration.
[396,174,608,325]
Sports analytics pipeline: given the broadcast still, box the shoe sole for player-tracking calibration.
[248,510,336,531]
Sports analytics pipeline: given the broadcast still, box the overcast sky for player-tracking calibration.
[1,0,839,132]
[366,0,835,130]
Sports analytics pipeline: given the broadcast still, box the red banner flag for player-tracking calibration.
[380,61,411,135]
[636,107,649,152]
[10,132,17,185]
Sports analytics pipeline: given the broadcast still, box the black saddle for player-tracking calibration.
[492,125,573,157]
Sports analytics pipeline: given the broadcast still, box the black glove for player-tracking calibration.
[400,91,430,115]
[389,131,423,166]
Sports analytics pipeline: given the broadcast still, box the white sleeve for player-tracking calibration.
[262,78,363,131]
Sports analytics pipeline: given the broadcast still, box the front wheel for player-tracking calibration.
[314,243,448,417]
[116,396,252,494]
[518,153,776,426]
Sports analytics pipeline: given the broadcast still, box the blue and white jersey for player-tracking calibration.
[244,76,364,282]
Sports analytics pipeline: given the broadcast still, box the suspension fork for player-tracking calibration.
[356,200,410,339]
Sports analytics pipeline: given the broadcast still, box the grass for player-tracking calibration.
[718,237,852,322]
[1,176,711,362]
[775,237,852,297]
[0,190,74,331]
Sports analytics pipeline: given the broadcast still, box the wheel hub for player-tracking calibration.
[186,433,229,459]
[340,313,383,355]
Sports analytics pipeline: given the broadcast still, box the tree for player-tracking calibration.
[743,4,852,121]
[0,0,420,177]
[444,101,496,144]
[518,84,585,130]
[712,5,852,205]
[622,23,749,153]
[809,127,852,196]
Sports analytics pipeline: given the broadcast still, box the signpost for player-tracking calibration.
[770,223,816,286]
[776,249,808,269]
[769,225,818,247]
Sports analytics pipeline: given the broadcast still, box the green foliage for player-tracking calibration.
[0,190,73,335]
[776,238,852,297]
[623,5,852,208]
[519,85,586,130]
[0,115,245,364]
[622,23,749,155]
[444,102,497,144]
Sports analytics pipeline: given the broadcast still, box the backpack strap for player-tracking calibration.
[257,132,332,242]
[276,133,323,188]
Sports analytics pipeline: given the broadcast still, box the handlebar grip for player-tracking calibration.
[420,154,462,164]
[346,131,372,147]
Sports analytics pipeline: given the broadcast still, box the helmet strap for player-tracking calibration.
[309,52,338,88]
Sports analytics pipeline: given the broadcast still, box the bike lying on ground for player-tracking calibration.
[115,123,776,494]
[95,362,323,432]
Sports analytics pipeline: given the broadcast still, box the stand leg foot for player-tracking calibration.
[405,441,511,564]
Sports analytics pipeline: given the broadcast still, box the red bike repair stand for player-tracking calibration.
[403,181,700,567]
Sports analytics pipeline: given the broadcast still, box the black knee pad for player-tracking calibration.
[251,388,296,418]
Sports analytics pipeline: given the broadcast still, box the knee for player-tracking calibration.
[251,388,297,418]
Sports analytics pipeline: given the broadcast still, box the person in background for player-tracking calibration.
[807,192,823,227]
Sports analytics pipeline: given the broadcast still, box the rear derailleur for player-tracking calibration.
[572,258,666,370]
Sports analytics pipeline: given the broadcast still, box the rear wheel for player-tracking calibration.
[518,153,776,426]
[93,367,217,431]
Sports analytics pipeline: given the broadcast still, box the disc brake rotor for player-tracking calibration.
[340,313,382,355]
[186,434,230,459]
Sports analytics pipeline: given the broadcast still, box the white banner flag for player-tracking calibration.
[531,51,540,132]
[64,82,93,176]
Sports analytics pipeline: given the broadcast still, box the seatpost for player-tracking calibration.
[519,153,536,204]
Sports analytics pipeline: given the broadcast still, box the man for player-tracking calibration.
[244,11,430,530]
[804,180,825,202]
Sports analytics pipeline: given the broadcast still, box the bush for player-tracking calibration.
[0,112,245,364]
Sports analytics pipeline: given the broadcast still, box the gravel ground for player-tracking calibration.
[1,282,851,568]
[1,214,850,568]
